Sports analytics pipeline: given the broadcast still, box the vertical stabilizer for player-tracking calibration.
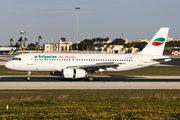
[13,37,22,48]
[138,27,169,55]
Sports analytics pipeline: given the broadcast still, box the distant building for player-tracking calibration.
[138,39,149,43]
[108,45,124,54]
[166,36,173,42]
[43,38,72,53]
[175,38,180,41]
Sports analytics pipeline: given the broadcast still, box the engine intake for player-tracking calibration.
[62,68,86,79]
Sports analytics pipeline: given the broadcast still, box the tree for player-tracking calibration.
[24,37,28,48]
[83,39,93,50]
[134,42,147,51]
[10,38,13,47]
[35,42,39,51]
[72,43,77,50]
[27,43,36,50]
[80,41,87,50]
[104,37,109,45]
[38,36,42,51]
[92,37,107,47]
[111,38,125,45]
[165,41,180,47]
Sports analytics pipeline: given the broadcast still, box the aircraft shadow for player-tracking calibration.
[0,76,180,82]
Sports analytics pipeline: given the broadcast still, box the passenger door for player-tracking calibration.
[137,56,143,66]
[27,55,33,65]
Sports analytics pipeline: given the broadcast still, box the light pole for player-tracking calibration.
[75,7,80,51]
[20,31,26,53]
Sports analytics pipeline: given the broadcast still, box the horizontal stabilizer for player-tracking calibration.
[152,56,171,63]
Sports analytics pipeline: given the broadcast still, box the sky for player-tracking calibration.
[0,0,179,46]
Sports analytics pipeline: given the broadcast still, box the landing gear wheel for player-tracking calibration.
[26,76,30,80]
[88,76,93,81]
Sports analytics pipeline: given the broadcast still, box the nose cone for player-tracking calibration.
[5,61,13,70]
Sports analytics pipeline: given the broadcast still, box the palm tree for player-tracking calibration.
[35,42,39,51]
[38,36,42,51]
[24,37,28,48]
[10,38,13,47]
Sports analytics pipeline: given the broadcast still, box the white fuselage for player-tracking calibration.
[5,53,162,72]
[0,47,16,52]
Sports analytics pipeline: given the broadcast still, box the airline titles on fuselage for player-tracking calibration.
[35,55,76,59]
[33,55,134,62]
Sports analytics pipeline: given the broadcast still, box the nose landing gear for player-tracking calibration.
[26,71,31,80]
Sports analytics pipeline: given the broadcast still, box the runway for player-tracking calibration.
[0,76,180,89]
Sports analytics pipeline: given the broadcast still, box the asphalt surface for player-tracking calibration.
[0,76,180,82]
[0,76,180,89]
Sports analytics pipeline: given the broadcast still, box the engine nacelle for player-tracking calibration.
[50,71,61,76]
[62,69,86,79]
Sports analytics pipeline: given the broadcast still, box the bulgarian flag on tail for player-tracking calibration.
[152,37,165,46]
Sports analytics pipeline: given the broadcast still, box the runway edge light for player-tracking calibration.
[6,103,8,110]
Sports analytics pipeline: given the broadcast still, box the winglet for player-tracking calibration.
[13,37,22,48]
[138,27,169,55]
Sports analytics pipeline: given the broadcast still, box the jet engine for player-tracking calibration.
[62,68,86,79]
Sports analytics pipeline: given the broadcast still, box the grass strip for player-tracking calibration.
[0,90,180,119]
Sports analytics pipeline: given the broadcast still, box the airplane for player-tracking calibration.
[0,37,22,55]
[5,27,171,81]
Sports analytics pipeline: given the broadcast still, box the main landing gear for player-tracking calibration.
[88,76,93,81]
[26,71,31,80]
[86,73,94,81]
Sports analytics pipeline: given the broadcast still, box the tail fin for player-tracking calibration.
[138,27,169,55]
[13,37,22,48]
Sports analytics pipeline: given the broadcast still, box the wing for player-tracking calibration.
[67,62,125,73]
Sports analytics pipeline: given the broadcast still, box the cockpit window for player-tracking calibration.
[12,57,21,61]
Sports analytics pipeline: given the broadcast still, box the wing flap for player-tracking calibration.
[67,62,125,72]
